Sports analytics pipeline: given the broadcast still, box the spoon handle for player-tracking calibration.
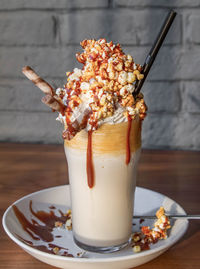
[133,215,200,220]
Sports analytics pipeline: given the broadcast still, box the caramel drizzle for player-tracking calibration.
[12,202,74,257]
[126,117,132,165]
[12,201,70,242]
[86,117,132,187]
[86,130,94,188]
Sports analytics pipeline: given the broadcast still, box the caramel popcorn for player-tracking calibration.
[133,245,141,253]
[131,207,171,253]
[55,221,63,228]
[55,39,147,139]
[53,247,60,254]
[54,209,72,231]
[65,218,72,231]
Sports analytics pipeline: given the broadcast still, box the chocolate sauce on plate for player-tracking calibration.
[12,201,74,257]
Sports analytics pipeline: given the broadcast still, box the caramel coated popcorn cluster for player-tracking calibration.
[56,39,147,139]
[132,207,171,253]
[55,209,72,231]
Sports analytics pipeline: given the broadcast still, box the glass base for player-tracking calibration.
[74,236,131,253]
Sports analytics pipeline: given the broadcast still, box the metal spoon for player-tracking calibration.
[133,215,200,220]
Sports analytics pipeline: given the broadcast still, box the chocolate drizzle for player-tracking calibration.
[29,200,67,230]
[12,201,74,257]
[13,204,51,242]
[86,130,94,188]
[126,117,132,165]
[140,218,145,224]
[13,201,69,242]
[16,234,73,257]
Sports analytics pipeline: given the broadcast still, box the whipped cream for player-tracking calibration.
[57,102,128,130]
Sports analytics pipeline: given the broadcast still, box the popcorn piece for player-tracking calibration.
[76,52,86,63]
[121,94,134,107]
[127,54,133,62]
[156,207,165,219]
[132,233,141,242]
[108,71,115,80]
[66,209,71,215]
[55,221,63,228]
[53,247,60,254]
[65,218,72,231]
[100,68,108,79]
[118,71,128,85]
[80,82,90,91]
[133,245,141,253]
[115,62,123,71]
[127,72,136,83]
[134,70,144,80]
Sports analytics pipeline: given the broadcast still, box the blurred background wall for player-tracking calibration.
[0,0,199,150]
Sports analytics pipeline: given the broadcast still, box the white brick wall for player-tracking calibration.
[0,0,108,9]
[0,46,79,78]
[0,0,199,150]
[0,12,56,45]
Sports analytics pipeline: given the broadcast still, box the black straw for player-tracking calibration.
[134,10,177,96]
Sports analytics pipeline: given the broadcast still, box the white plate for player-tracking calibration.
[2,185,188,269]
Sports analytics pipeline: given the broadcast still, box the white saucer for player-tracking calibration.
[2,185,188,269]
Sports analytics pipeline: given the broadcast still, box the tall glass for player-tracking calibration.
[64,117,142,253]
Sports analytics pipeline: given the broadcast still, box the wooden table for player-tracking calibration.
[0,143,200,268]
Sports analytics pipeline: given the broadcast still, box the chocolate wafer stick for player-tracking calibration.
[22,66,55,96]
[41,94,61,112]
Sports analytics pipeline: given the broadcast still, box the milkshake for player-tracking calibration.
[57,39,147,252]
[65,119,141,249]
[22,38,147,252]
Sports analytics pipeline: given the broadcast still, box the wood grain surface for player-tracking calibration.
[0,143,199,269]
